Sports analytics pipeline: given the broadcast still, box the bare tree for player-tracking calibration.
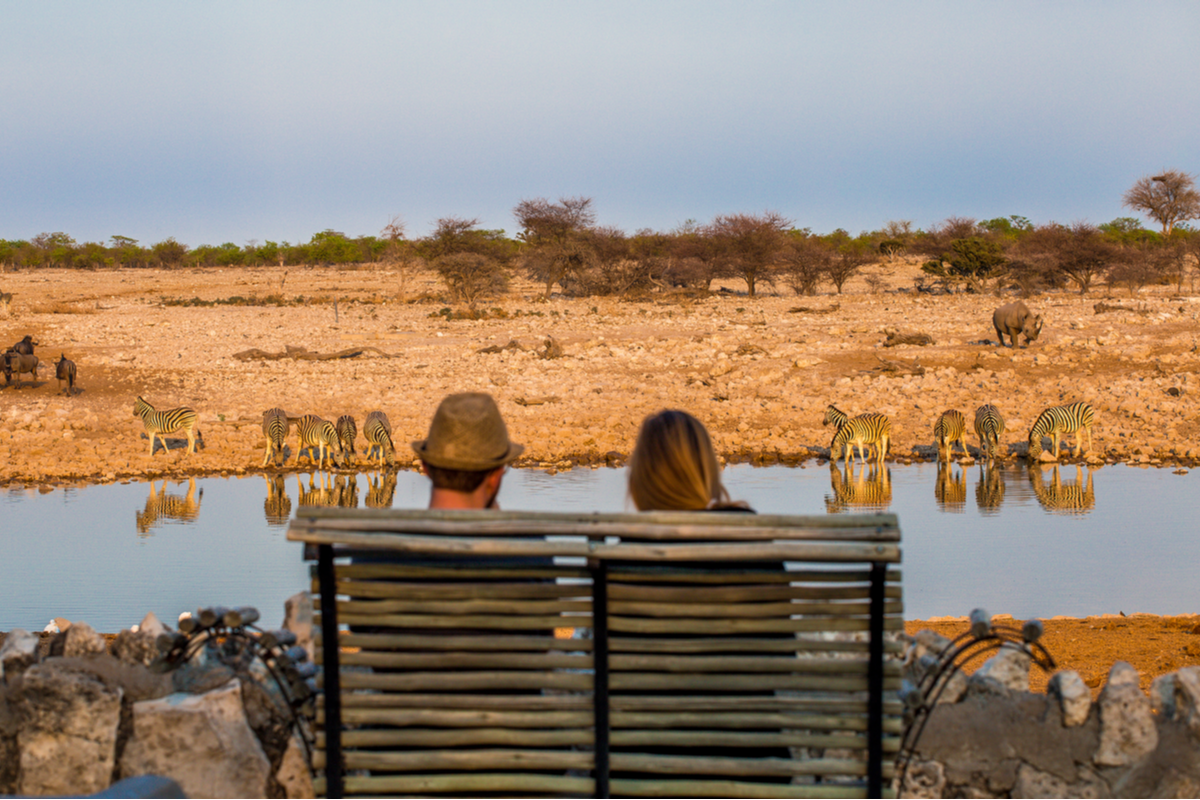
[707,211,790,297]
[1015,223,1115,295]
[514,197,596,297]
[780,236,832,296]
[1123,169,1200,236]
[381,215,415,299]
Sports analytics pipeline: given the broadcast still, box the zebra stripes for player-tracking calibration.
[133,396,200,455]
[294,414,342,469]
[822,404,849,430]
[363,410,396,467]
[1028,402,1095,460]
[262,408,290,468]
[336,415,358,467]
[974,404,1006,461]
[933,409,967,461]
[830,412,891,466]
[1029,464,1095,514]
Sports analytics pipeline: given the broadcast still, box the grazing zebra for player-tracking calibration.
[975,460,1006,516]
[934,460,967,514]
[263,474,292,526]
[133,396,200,455]
[55,354,76,395]
[363,410,396,467]
[1029,464,1095,515]
[336,415,358,467]
[365,471,398,508]
[933,409,968,461]
[294,414,342,469]
[136,478,203,536]
[261,408,290,468]
[830,412,891,466]
[1027,402,1095,460]
[825,460,891,512]
[974,404,1006,461]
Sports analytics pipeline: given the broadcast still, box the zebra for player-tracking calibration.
[830,412,891,466]
[824,460,891,512]
[363,410,396,467]
[55,354,76,395]
[136,478,203,536]
[933,409,968,461]
[1029,464,1095,515]
[133,396,200,455]
[261,408,290,468]
[974,404,1006,461]
[365,471,398,508]
[336,415,358,467]
[934,460,967,514]
[294,414,342,469]
[822,404,849,430]
[975,460,1006,516]
[297,471,337,507]
[1027,402,1095,460]
[263,474,292,526]
[334,474,359,508]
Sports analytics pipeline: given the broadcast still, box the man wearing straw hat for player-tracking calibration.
[412,392,524,510]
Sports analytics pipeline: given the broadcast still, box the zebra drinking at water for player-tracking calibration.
[974,404,1006,461]
[1027,402,1095,460]
[336,415,358,467]
[261,408,290,468]
[933,409,968,461]
[55,354,76,395]
[133,396,200,455]
[1028,464,1095,515]
[294,414,342,469]
[363,410,396,467]
[822,404,849,430]
[830,412,891,466]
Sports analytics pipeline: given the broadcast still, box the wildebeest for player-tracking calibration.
[56,354,77,395]
[3,350,39,387]
[992,301,1043,348]
[12,335,36,356]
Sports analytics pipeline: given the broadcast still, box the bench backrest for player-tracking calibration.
[289,509,903,798]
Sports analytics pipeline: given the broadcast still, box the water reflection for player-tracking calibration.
[136,478,203,536]
[263,474,292,527]
[934,461,967,514]
[825,462,892,512]
[364,471,398,509]
[1028,464,1096,516]
[975,461,1006,516]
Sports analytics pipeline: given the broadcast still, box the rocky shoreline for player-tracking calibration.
[1,263,1198,486]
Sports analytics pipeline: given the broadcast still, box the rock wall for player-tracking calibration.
[0,595,314,799]
[902,631,1200,798]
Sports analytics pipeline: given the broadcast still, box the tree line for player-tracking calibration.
[3,170,1198,303]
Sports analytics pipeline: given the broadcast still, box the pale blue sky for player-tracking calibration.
[3,1,1196,246]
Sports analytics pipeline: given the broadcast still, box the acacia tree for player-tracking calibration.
[514,197,596,297]
[420,217,515,306]
[1123,169,1200,236]
[707,211,790,297]
[921,237,1009,294]
[780,233,832,296]
[821,229,873,294]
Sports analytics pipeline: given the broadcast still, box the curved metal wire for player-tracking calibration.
[151,606,316,763]
[894,613,1057,798]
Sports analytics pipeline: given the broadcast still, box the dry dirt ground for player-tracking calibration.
[3,262,1199,679]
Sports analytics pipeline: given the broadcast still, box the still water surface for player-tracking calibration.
[2,463,1194,632]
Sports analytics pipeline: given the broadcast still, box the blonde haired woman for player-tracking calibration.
[627,409,751,512]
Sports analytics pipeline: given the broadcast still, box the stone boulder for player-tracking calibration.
[112,612,169,667]
[0,630,39,681]
[120,678,271,799]
[15,661,123,796]
[1094,661,1157,767]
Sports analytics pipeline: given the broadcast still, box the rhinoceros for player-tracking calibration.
[992,301,1043,348]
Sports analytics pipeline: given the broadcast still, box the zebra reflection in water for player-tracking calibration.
[297,472,337,507]
[825,460,891,513]
[136,478,203,536]
[263,474,292,526]
[1028,464,1096,515]
[365,471,398,509]
[975,460,1006,516]
[934,461,967,514]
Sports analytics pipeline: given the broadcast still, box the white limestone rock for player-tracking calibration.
[971,646,1030,693]
[61,621,107,658]
[1094,661,1158,767]
[17,662,123,796]
[1048,670,1092,727]
[120,679,270,799]
[0,629,39,681]
[276,734,316,799]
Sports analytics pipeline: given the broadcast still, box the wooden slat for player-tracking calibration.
[609,673,901,692]
[610,730,903,751]
[607,567,901,584]
[612,711,904,734]
[335,670,593,692]
[332,563,591,580]
[608,599,904,617]
[337,598,592,615]
[341,748,595,771]
[333,612,577,629]
[606,615,905,635]
[610,695,904,715]
[336,579,591,599]
[607,636,903,655]
[327,772,595,796]
[333,692,593,710]
[610,753,868,777]
[608,583,900,601]
[324,727,595,748]
[334,631,591,652]
[609,777,890,799]
[608,654,902,675]
[337,650,593,670]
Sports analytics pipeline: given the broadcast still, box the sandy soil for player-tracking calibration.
[3,262,1199,683]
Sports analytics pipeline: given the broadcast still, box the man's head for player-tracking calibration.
[412,393,523,509]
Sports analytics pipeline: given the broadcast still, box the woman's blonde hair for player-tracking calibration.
[627,409,731,511]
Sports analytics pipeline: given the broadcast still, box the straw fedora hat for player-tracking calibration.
[412,392,524,471]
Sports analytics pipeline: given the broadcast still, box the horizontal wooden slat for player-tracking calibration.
[609,776,893,799]
[335,670,593,692]
[610,674,901,693]
[322,726,594,749]
[332,612,575,629]
[610,730,903,751]
[607,615,905,635]
[608,583,901,601]
[608,636,904,654]
[336,650,593,670]
[332,692,593,710]
[611,753,871,777]
[333,631,590,652]
[608,599,903,617]
[612,711,904,734]
[341,748,595,771]
[607,567,901,584]
[324,772,594,797]
[610,695,903,715]
[609,654,902,675]
[337,598,592,615]
[331,563,590,580]
[335,579,591,599]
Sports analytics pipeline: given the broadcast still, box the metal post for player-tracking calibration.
[591,560,610,798]
[318,544,344,799]
[867,562,885,798]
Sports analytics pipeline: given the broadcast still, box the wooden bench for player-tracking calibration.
[288,509,903,798]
